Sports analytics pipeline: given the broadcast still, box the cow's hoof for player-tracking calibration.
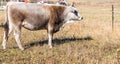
[20,47,24,51]
[2,45,6,49]
[2,47,6,49]
[49,46,52,48]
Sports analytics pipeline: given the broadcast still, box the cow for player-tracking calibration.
[2,2,83,50]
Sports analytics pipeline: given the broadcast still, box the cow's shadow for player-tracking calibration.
[24,36,93,49]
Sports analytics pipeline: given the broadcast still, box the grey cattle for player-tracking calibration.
[2,2,83,50]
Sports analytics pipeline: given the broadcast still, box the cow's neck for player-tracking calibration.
[54,20,67,33]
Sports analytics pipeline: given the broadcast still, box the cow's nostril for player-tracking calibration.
[81,17,83,20]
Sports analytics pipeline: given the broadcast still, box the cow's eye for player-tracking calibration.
[73,10,78,16]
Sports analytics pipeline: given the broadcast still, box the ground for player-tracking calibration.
[0,0,120,64]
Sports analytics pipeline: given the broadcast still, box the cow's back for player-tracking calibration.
[7,2,52,30]
[6,2,67,30]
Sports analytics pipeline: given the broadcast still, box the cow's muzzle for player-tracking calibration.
[78,16,83,21]
[81,17,83,20]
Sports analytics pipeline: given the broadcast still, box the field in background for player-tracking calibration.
[0,0,120,64]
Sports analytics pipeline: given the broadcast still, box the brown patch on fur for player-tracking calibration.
[9,6,25,26]
[48,5,66,32]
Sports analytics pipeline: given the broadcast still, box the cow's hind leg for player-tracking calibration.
[13,25,24,50]
[2,22,12,49]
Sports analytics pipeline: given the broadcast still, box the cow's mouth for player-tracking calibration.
[70,17,83,21]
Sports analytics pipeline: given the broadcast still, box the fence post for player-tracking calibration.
[0,0,1,6]
[112,5,114,31]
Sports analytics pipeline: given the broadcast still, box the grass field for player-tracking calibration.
[0,0,120,64]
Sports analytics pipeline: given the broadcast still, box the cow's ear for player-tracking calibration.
[71,2,75,7]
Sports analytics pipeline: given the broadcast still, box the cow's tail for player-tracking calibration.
[3,4,9,37]
[3,6,9,31]
[2,4,10,49]
[0,6,8,28]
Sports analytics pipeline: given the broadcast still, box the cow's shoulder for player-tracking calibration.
[48,5,66,15]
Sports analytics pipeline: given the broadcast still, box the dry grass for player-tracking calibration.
[0,1,120,64]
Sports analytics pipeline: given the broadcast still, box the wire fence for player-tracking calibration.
[0,1,120,32]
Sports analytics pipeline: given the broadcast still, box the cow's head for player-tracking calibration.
[63,2,83,23]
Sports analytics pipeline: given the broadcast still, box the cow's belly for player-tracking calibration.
[22,22,44,30]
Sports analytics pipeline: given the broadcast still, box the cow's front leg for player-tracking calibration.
[48,32,53,48]
[47,24,54,48]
